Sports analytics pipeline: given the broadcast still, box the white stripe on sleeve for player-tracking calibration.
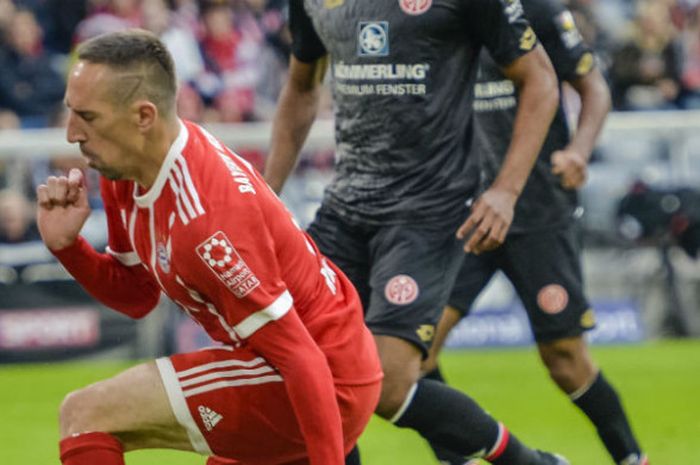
[106,247,141,266]
[234,290,293,339]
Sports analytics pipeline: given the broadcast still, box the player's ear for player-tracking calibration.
[133,100,157,133]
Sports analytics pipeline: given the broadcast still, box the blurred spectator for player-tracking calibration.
[239,0,291,118]
[141,0,208,120]
[0,8,65,125]
[0,187,54,276]
[610,0,683,110]
[73,0,143,44]
[143,0,204,83]
[0,109,21,191]
[44,0,89,54]
[170,0,202,34]
[0,0,16,38]
[0,189,39,244]
[678,4,700,107]
[0,109,20,131]
[198,0,263,122]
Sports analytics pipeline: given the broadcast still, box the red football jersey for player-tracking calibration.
[54,120,382,465]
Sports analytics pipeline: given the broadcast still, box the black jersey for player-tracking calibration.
[472,0,594,233]
[290,0,536,225]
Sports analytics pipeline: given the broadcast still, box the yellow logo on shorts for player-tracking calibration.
[416,325,435,342]
[519,26,536,51]
[580,309,596,329]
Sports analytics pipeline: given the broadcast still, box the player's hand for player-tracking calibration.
[551,148,588,190]
[36,168,91,251]
[456,188,516,254]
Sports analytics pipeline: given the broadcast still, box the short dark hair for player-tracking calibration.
[77,29,177,114]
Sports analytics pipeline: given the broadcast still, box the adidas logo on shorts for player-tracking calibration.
[198,405,223,431]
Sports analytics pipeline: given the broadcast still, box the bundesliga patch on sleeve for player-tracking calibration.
[197,231,260,298]
[502,0,524,23]
[555,10,583,49]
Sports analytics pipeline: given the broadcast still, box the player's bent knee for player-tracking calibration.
[538,337,596,392]
[373,335,423,419]
[59,388,100,438]
[375,373,418,419]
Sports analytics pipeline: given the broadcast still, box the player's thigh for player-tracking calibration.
[365,221,465,358]
[446,249,500,317]
[307,205,372,308]
[60,359,191,451]
[501,226,594,342]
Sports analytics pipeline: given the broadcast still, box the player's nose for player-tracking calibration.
[66,112,87,144]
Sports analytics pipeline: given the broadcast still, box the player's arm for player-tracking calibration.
[248,310,345,465]
[264,0,328,194]
[37,169,160,318]
[551,66,610,189]
[459,0,559,253]
[532,3,611,189]
[179,207,344,465]
[488,44,559,202]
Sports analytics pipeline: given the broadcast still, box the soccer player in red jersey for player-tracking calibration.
[36,29,382,465]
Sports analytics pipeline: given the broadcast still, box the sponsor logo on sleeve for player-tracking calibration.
[399,0,432,15]
[197,231,260,298]
[519,26,536,51]
[385,274,419,305]
[575,52,594,76]
[537,284,569,314]
[358,21,389,57]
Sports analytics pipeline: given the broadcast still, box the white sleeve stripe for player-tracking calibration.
[106,247,141,266]
[234,290,293,339]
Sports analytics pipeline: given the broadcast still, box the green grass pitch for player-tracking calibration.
[2,340,699,464]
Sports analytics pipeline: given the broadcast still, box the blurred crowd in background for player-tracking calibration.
[1,0,700,247]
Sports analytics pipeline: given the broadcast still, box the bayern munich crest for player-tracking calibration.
[399,0,432,15]
[537,284,569,314]
[385,274,419,305]
[157,242,170,274]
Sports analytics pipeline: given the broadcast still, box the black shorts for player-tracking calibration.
[308,206,466,356]
[448,224,595,342]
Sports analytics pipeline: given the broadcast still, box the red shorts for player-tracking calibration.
[156,346,381,465]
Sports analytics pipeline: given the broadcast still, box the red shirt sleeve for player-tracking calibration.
[174,203,345,465]
[51,180,161,318]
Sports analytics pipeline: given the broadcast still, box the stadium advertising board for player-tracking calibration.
[0,308,99,350]
[444,299,645,348]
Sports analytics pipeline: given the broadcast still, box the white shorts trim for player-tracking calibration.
[156,357,213,455]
